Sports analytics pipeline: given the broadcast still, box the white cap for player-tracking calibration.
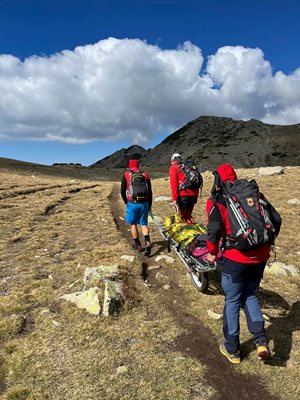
[171,153,182,161]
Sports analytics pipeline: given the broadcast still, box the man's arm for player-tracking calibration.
[120,175,128,204]
[147,178,152,209]
[169,165,179,201]
[206,201,222,260]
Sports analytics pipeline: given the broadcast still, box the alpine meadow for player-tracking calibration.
[0,160,299,400]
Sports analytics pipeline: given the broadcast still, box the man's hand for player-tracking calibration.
[172,200,179,213]
[207,253,216,263]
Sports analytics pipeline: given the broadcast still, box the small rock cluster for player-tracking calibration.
[60,264,124,316]
[265,262,300,277]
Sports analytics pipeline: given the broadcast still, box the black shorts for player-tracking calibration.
[178,196,197,211]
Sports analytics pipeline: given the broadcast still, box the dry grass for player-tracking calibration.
[0,170,215,400]
[149,166,300,400]
[0,166,299,400]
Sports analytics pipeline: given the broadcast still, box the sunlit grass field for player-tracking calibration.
[0,165,299,400]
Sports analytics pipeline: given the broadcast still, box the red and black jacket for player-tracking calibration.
[120,168,152,208]
[169,163,199,201]
[206,164,281,264]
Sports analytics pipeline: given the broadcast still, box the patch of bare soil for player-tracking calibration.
[110,185,279,400]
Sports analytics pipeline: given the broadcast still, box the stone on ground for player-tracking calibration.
[154,196,172,202]
[121,255,135,263]
[155,255,175,264]
[207,309,223,320]
[265,262,299,277]
[83,265,119,288]
[258,166,284,176]
[287,198,300,205]
[103,280,124,316]
[60,287,101,315]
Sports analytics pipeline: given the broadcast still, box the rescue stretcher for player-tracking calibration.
[149,211,221,293]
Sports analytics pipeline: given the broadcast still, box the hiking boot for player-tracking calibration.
[144,243,151,257]
[256,340,271,361]
[218,338,241,364]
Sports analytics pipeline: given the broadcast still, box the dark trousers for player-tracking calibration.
[221,258,267,353]
[178,196,197,224]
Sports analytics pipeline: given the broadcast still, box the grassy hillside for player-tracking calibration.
[0,162,299,400]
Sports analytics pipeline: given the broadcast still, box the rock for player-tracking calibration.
[265,262,300,277]
[154,196,172,202]
[258,166,284,176]
[148,265,161,270]
[51,320,64,327]
[83,265,119,288]
[263,313,271,321]
[60,287,101,315]
[116,366,128,374]
[155,272,169,282]
[121,255,135,263]
[69,280,80,288]
[155,255,175,264]
[163,284,171,290]
[207,309,223,320]
[103,280,124,316]
[287,198,300,205]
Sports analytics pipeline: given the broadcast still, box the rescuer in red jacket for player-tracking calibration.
[120,159,153,256]
[169,153,199,224]
[206,164,281,364]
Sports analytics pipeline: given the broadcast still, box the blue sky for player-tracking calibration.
[1,0,300,166]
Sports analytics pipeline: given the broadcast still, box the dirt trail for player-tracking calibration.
[110,185,280,400]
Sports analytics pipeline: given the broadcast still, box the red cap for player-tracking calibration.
[216,164,237,182]
[128,159,139,170]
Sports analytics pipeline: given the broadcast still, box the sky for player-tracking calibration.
[0,0,300,166]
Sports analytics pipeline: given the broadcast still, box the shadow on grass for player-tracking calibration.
[241,288,300,366]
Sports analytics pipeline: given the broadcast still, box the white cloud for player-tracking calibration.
[0,38,299,144]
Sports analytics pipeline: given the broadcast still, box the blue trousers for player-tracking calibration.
[221,258,267,353]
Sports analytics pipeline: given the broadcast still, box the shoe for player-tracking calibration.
[144,243,151,257]
[256,340,271,361]
[219,338,241,364]
[132,243,142,252]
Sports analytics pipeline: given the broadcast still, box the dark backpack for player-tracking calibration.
[221,179,276,251]
[179,160,203,191]
[128,170,148,202]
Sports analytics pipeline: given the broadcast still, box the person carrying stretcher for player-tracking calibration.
[169,153,202,224]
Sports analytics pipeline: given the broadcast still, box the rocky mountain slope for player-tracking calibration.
[92,116,300,170]
[90,145,148,168]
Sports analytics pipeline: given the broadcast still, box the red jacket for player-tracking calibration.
[169,163,199,201]
[206,164,281,264]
